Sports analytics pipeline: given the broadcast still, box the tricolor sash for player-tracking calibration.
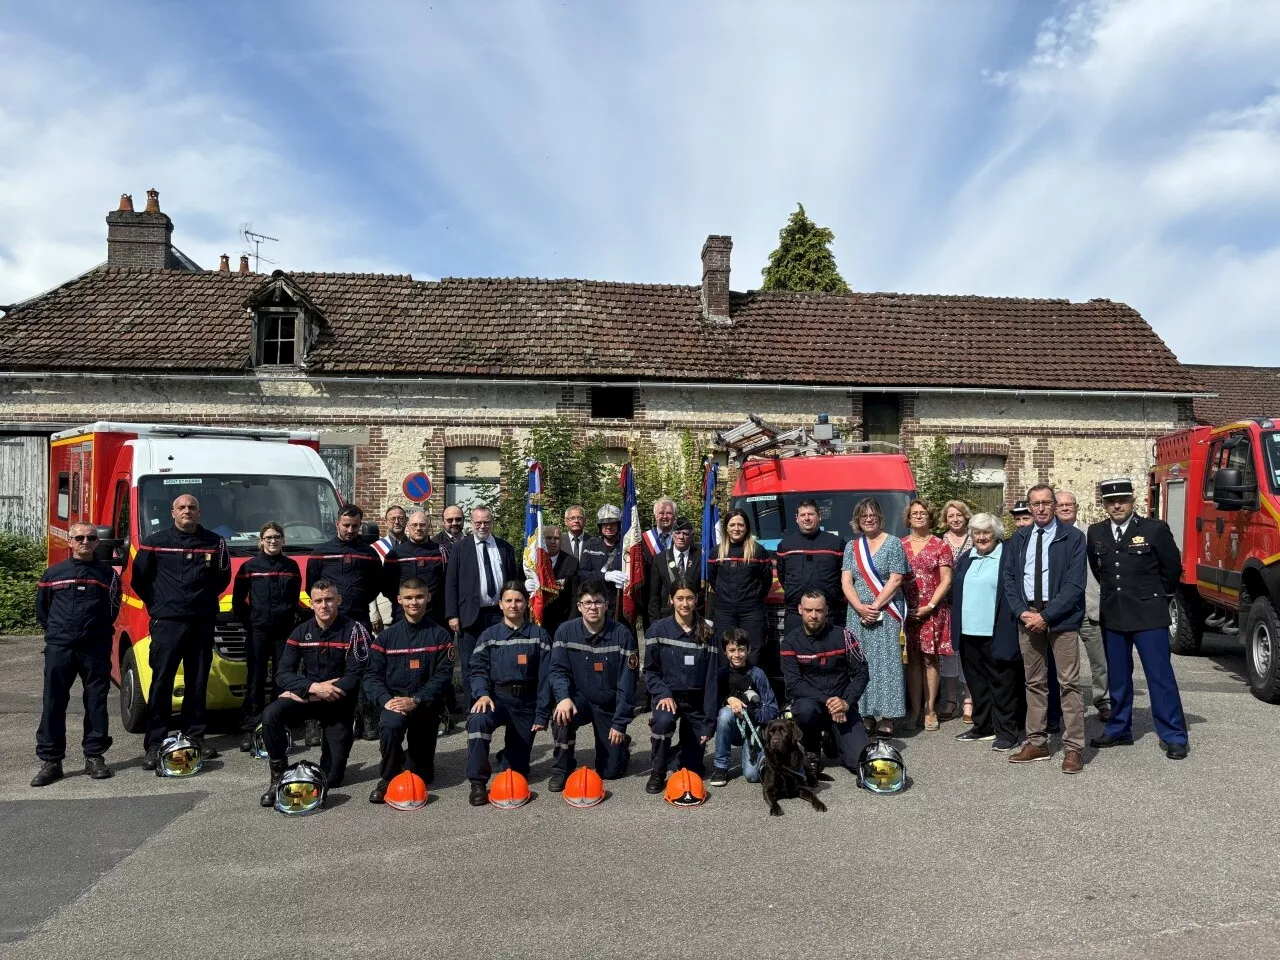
[853,536,907,624]
[642,528,664,557]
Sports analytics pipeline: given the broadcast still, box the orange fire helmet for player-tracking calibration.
[562,767,606,808]
[385,770,428,811]
[664,768,707,807]
[488,769,531,809]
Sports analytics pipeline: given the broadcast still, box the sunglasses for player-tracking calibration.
[71,534,99,543]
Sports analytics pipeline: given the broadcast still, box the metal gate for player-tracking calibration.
[319,444,355,503]
[0,435,48,539]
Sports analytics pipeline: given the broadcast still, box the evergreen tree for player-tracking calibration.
[760,204,851,293]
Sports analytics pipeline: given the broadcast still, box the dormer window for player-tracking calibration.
[246,272,322,370]
[258,308,299,366]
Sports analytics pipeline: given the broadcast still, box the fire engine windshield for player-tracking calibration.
[732,490,915,548]
[138,475,341,553]
[1264,432,1280,493]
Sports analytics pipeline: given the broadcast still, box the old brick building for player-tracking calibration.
[0,191,1210,533]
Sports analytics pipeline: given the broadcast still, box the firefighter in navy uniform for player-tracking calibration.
[643,579,719,794]
[364,578,455,803]
[259,579,369,806]
[548,578,638,791]
[132,494,232,769]
[31,522,122,786]
[307,504,381,740]
[465,581,553,805]
[775,499,847,636]
[780,589,870,774]
[1087,477,1190,760]
[381,510,447,626]
[231,521,303,752]
[578,505,627,613]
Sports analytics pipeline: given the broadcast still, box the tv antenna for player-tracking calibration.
[240,223,279,272]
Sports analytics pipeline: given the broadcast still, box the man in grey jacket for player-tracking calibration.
[1057,491,1111,722]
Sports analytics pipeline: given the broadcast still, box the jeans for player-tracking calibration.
[712,706,762,781]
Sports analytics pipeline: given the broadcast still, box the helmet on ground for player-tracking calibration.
[858,740,906,794]
[275,761,328,815]
[385,770,429,811]
[157,734,202,778]
[562,767,606,808]
[664,768,707,807]
[250,723,290,759]
[596,504,622,525]
[488,769,531,809]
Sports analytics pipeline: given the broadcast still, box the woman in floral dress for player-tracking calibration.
[902,500,954,732]
[841,497,909,737]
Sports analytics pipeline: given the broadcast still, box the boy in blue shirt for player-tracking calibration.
[709,628,778,786]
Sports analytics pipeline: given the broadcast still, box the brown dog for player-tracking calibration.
[760,718,831,816]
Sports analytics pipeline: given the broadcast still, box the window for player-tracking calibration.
[258,310,299,366]
[966,454,1006,515]
[56,472,70,520]
[863,394,900,447]
[590,386,635,420]
[112,480,130,541]
[445,446,501,513]
[1203,438,1228,498]
[319,445,355,502]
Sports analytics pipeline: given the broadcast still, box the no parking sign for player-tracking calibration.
[402,472,432,503]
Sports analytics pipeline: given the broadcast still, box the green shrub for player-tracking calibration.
[0,534,45,634]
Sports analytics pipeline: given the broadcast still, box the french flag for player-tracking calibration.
[522,461,558,625]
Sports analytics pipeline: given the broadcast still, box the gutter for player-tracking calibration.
[0,370,1213,400]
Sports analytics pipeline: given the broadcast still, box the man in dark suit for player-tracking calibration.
[539,525,579,636]
[646,517,703,622]
[444,505,518,701]
[1087,477,1189,760]
[1000,484,1088,774]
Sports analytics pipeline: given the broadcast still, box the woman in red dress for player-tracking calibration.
[902,500,954,732]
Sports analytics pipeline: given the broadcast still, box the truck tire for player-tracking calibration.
[1244,599,1280,704]
[1169,587,1203,656]
[119,646,148,734]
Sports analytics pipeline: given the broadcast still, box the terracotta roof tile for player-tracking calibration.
[1187,364,1280,424]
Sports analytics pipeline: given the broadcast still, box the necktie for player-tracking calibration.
[1114,524,1122,542]
[572,536,581,559]
[677,553,686,579]
[480,539,498,601]
[662,532,671,552]
[1033,528,1045,606]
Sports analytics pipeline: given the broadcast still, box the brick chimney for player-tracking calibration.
[218,254,231,273]
[700,235,732,324]
[238,255,251,275]
[105,188,175,269]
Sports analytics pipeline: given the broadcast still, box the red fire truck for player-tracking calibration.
[719,415,918,642]
[47,422,344,731]
[1149,417,1280,702]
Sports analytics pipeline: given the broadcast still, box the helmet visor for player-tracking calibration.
[861,756,905,794]
[160,746,202,778]
[276,779,324,815]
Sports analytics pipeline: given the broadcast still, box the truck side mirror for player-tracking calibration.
[1212,467,1254,511]
[360,521,381,544]
[92,525,126,566]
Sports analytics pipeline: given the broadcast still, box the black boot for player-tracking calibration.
[142,745,160,771]
[84,756,113,780]
[469,782,489,806]
[239,731,254,752]
[369,779,389,804]
[31,760,63,787]
[352,711,365,740]
[305,719,323,747]
[645,771,666,795]
[261,761,286,808]
[362,704,379,742]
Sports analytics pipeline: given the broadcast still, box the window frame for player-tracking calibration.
[589,386,636,421]
[255,307,302,368]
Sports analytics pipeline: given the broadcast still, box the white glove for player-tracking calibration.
[604,570,628,587]
[525,578,539,594]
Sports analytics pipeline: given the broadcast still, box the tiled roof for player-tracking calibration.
[0,267,1196,392]
[1187,365,1280,424]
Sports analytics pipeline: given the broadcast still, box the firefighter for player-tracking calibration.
[307,504,381,740]
[132,494,232,769]
[644,579,719,794]
[775,499,847,635]
[548,578,638,790]
[1087,478,1189,760]
[465,581,553,806]
[31,521,122,786]
[780,589,870,773]
[259,579,369,806]
[364,578,455,802]
[232,521,303,752]
[381,509,447,626]
[578,505,628,614]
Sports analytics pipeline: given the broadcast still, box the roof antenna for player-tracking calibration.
[240,223,279,272]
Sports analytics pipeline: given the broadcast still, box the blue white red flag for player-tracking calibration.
[701,459,720,584]
[619,462,643,623]
[522,461,558,625]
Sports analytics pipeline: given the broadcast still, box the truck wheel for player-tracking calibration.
[1244,599,1280,703]
[1169,588,1203,656]
[119,646,148,734]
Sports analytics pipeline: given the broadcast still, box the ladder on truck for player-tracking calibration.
[714,414,901,463]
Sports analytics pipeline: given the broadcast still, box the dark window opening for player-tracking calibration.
[70,470,80,514]
[863,394,901,447]
[113,480,130,541]
[590,386,636,420]
[56,472,70,520]
[259,311,298,366]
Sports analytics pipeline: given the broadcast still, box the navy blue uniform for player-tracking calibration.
[578,537,624,612]
[231,551,302,731]
[466,621,553,786]
[131,524,232,749]
[780,621,870,771]
[776,530,847,630]
[644,616,719,776]
[35,558,121,762]
[381,539,447,625]
[306,537,381,626]
[708,543,776,668]
[550,618,637,779]
[262,615,369,786]
[1087,515,1188,747]
[364,617,455,782]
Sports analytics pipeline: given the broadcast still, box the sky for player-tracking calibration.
[1,0,1277,365]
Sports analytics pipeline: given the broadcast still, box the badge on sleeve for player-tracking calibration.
[628,653,639,671]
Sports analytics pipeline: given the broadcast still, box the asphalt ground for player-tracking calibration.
[1,631,1278,960]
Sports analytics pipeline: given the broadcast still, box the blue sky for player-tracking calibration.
[1,0,1278,365]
